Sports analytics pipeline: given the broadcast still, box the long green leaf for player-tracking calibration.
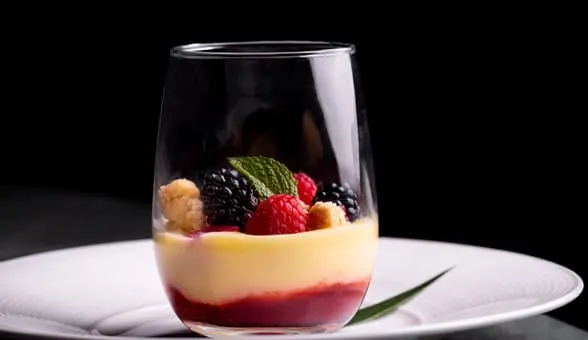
[346,267,454,326]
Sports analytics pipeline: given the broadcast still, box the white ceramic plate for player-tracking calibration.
[0,238,582,340]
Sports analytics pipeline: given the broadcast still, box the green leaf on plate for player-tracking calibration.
[346,267,454,326]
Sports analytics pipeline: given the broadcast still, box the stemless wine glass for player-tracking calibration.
[152,41,378,337]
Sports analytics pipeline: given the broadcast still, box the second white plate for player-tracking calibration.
[0,237,583,339]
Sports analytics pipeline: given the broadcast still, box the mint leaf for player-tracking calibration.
[346,267,453,326]
[228,156,298,200]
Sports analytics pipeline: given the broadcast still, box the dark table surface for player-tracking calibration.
[0,186,586,340]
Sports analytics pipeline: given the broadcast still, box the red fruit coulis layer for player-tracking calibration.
[166,278,370,327]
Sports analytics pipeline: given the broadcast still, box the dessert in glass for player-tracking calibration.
[152,41,378,337]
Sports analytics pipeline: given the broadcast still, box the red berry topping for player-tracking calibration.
[189,225,240,237]
[293,172,317,206]
[202,225,241,233]
[245,194,308,235]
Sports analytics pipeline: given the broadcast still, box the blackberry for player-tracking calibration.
[200,167,259,229]
[313,182,360,222]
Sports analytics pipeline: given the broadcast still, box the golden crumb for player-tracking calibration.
[308,201,347,230]
[158,178,204,233]
[159,178,200,200]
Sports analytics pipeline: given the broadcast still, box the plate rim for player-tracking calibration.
[0,237,583,340]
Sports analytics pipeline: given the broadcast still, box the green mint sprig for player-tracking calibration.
[347,267,453,326]
[228,156,298,200]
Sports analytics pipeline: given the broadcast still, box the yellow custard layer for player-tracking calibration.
[154,217,379,304]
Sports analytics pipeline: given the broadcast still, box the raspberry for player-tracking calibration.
[245,194,308,235]
[293,172,317,206]
[313,182,360,222]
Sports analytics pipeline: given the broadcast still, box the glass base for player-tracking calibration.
[184,321,341,337]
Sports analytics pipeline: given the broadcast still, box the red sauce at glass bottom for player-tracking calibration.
[167,279,371,328]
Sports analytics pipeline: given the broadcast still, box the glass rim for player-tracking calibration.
[170,40,356,59]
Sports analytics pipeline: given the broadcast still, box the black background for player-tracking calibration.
[0,11,584,329]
